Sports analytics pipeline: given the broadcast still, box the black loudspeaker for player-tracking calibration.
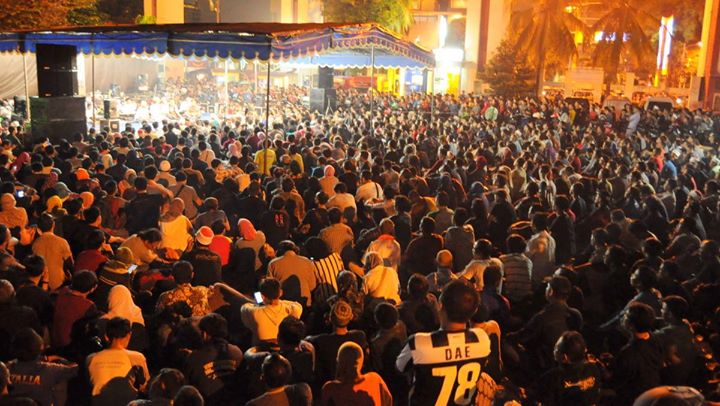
[30,97,86,143]
[99,119,121,132]
[309,88,337,113]
[103,99,118,119]
[36,44,79,97]
[318,67,334,89]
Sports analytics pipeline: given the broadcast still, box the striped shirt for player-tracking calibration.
[396,328,492,406]
[500,253,533,302]
[312,252,343,304]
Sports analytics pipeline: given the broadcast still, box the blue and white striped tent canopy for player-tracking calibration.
[0,22,434,69]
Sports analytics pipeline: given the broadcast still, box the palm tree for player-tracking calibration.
[591,0,657,97]
[511,0,587,97]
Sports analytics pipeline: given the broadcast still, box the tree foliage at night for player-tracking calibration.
[0,0,141,30]
[510,0,587,96]
[322,0,413,34]
[479,39,535,97]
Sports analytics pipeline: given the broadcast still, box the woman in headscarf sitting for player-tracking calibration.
[234,218,266,271]
[0,193,28,231]
[362,252,401,305]
[159,198,193,256]
[100,284,148,351]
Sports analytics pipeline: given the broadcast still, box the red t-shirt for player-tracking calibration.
[52,288,96,347]
[74,249,108,274]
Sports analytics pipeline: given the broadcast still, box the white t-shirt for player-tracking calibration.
[241,301,303,344]
[356,181,384,203]
[87,348,149,396]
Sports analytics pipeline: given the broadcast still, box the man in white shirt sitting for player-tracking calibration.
[87,317,150,398]
[355,170,383,204]
[240,278,303,345]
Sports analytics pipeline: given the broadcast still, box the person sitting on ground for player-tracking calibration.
[155,261,211,317]
[241,278,303,345]
[246,353,312,406]
[427,249,458,295]
[535,331,604,405]
[320,341,392,406]
[7,328,79,406]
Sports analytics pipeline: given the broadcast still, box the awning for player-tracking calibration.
[0,23,434,69]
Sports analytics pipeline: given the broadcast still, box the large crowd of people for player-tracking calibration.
[0,86,718,406]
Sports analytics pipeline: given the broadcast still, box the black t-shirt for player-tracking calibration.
[184,341,243,399]
[306,331,368,386]
[536,361,604,405]
[612,335,664,404]
[126,193,164,235]
[181,247,222,287]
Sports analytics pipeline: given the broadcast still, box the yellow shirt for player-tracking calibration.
[254,148,276,176]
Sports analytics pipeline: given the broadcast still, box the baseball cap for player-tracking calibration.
[195,226,214,246]
[331,300,354,327]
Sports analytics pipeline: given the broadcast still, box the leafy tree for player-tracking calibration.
[96,0,144,24]
[479,39,535,97]
[511,0,587,96]
[323,0,413,34]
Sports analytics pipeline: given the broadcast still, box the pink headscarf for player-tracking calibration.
[10,152,30,175]
[238,218,257,241]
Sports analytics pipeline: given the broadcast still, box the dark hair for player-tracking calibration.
[304,237,330,260]
[408,274,430,300]
[23,255,45,278]
[134,177,148,191]
[473,239,493,257]
[12,328,43,361]
[625,302,656,333]
[374,302,399,330]
[86,229,106,250]
[549,275,572,299]
[148,368,185,401]
[172,261,193,284]
[84,206,101,224]
[261,353,292,389]
[440,280,479,324]
[420,216,435,234]
[663,295,689,320]
[138,228,162,243]
[506,234,526,253]
[173,385,204,406]
[555,331,586,363]
[37,212,54,232]
[633,266,658,289]
[72,270,98,293]
[259,278,281,300]
[105,317,132,340]
[278,316,305,346]
[198,313,228,339]
[531,212,549,231]
[328,207,342,224]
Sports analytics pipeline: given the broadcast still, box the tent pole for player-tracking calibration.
[369,44,375,125]
[91,52,96,129]
[224,58,229,123]
[22,51,30,122]
[265,59,271,130]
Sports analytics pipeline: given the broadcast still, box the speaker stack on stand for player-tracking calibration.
[30,44,87,144]
[309,66,337,114]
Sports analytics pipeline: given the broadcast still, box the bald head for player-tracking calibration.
[0,280,14,304]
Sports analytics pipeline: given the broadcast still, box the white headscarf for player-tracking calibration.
[103,285,145,326]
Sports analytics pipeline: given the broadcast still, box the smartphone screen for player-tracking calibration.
[253,291,263,304]
[16,190,25,198]
[127,264,138,273]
